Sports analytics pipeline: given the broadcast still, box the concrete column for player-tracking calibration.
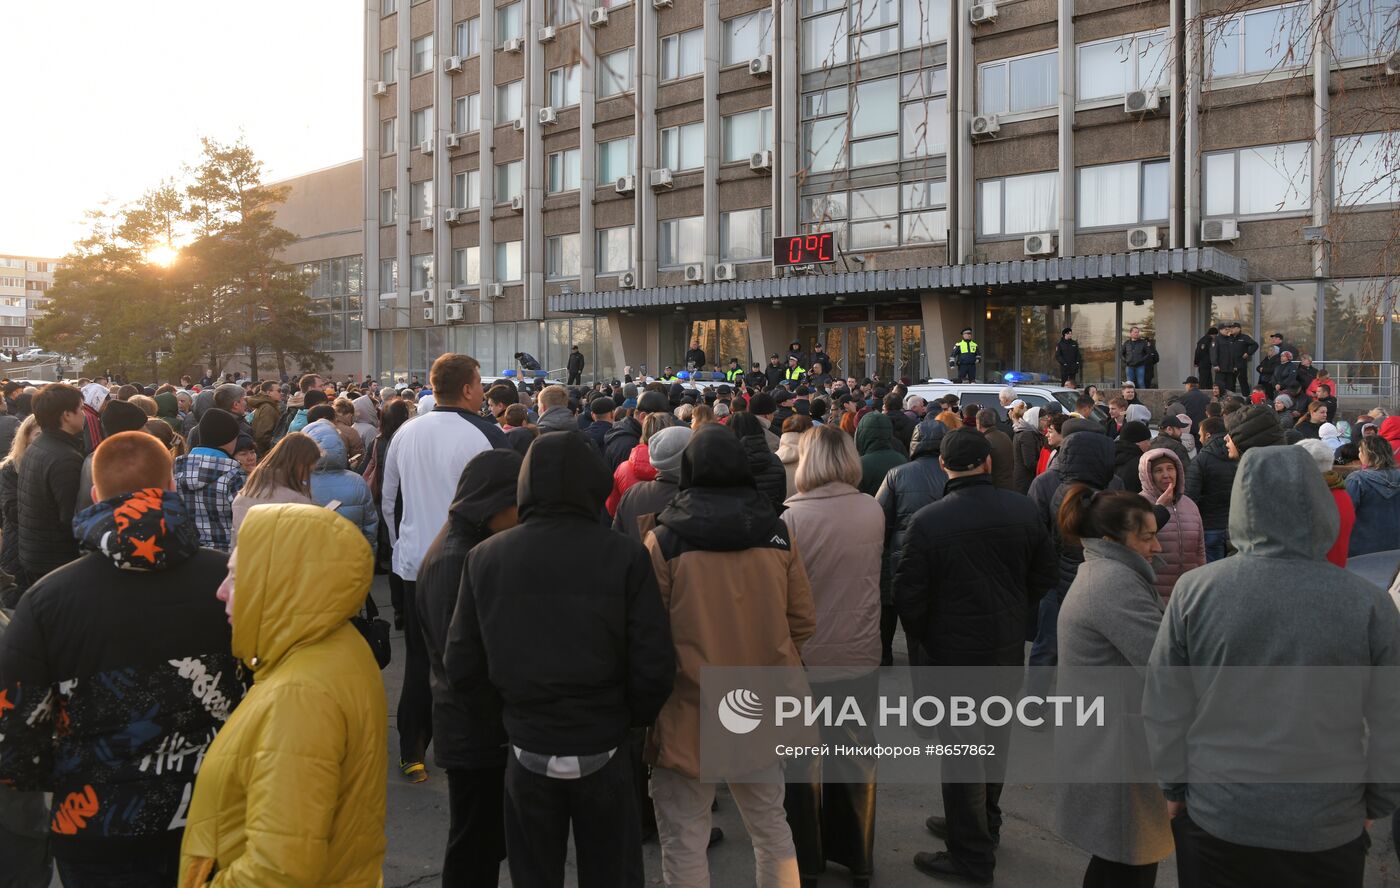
[434,0,452,320]
[776,0,798,246]
[1183,0,1201,248]
[1151,279,1194,386]
[525,0,545,318]
[953,5,975,262]
[607,313,657,375]
[580,13,598,292]
[1311,0,1331,280]
[1168,0,1182,248]
[395,4,411,329]
[479,4,497,325]
[920,292,969,378]
[703,0,721,270]
[1057,0,1075,256]
[364,0,381,355]
[638,0,659,286]
[745,303,796,364]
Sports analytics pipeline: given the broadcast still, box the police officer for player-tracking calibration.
[659,365,677,382]
[746,361,769,390]
[765,354,786,389]
[950,328,981,383]
[783,354,806,384]
[725,358,744,382]
[1053,328,1082,387]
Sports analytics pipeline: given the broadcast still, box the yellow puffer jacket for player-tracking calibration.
[179,503,386,888]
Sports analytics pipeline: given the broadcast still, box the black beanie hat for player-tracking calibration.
[198,408,241,449]
[1225,404,1285,453]
[101,399,150,436]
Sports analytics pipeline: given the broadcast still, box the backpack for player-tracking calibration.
[270,405,297,445]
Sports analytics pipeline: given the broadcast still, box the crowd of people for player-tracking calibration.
[0,341,1396,888]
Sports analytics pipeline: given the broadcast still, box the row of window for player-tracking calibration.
[804,69,948,173]
[0,259,58,273]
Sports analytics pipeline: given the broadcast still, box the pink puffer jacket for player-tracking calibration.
[1138,447,1206,600]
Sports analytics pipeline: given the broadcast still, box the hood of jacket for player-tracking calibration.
[776,431,802,465]
[1138,446,1185,502]
[155,391,181,420]
[352,395,378,427]
[1200,433,1230,461]
[192,388,216,421]
[1013,406,1042,434]
[449,448,523,531]
[518,429,611,522]
[1379,416,1400,450]
[1057,428,1116,487]
[536,405,577,433]
[1229,445,1338,560]
[1082,538,1157,587]
[628,441,658,481]
[246,393,277,413]
[73,487,201,571]
[231,503,373,672]
[1348,466,1400,500]
[659,426,778,551]
[909,417,946,458]
[855,412,894,454]
[604,415,642,448]
[303,419,349,471]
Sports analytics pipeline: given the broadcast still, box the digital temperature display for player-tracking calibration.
[773,232,836,268]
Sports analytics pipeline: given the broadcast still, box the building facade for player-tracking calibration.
[0,255,60,352]
[364,0,1399,388]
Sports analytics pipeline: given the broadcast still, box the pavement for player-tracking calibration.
[370,575,1400,888]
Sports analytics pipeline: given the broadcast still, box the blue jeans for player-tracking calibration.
[1126,365,1148,388]
[1204,529,1229,563]
[1025,593,1060,697]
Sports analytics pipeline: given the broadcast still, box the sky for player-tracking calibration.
[0,1,363,259]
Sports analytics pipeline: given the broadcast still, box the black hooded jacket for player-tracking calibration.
[603,416,643,469]
[17,428,85,582]
[416,449,522,771]
[1048,430,1119,601]
[1185,434,1237,532]
[654,426,784,554]
[876,421,948,577]
[443,432,674,755]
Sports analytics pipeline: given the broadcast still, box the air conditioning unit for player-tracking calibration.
[651,168,674,189]
[653,0,673,7]
[446,133,462,150]
[450,286,471,301]
[373,81,390,96]
[422,306,435,322]
[1023,232,1056,256]
[618,270,637,288]
[444,55,464,73]
[510,194,525,212]
[1127,226,1161,250]
[1384,49,1400,76]
[713,262,737,281]
[504,36,524,53]
[588,6,609,26]
[538,106,559,125]
[421,288,436,303]
[445,207,466,224]
[683,263,705,283]
[490,283,505,298]
[511,117,525,132]
[750,150,773,172]
[1124,88,1161,113]
[377,291,397,301]
[538,25,557,42]
[615,175,636,194]
[970,1,997,24]
[419,215,435,231]
[446,303,466,321]
[1201,218,1240,242]
[749,54,772,76]
[419,137,434,155]
[970,114,1000,138]
[411,288,429,301]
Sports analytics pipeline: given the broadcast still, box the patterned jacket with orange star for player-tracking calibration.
[0,488,247,866]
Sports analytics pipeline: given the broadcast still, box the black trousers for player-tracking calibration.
[1173,812,1366,888]
[56,848,178,888]
[937,719,1012,882]
[396,577,433,763]
[503,750,643,888]
[444,766,506,888]
[1083,856,1158,888]
[567,371,582,385]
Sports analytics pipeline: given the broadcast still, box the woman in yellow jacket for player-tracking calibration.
[179,503,387,887]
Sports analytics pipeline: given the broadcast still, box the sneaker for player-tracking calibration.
[912,851,993,885]
[399,760,428,784]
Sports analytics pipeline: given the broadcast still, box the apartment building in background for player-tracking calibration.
[363,0,1399,388]
[0,255,60,351]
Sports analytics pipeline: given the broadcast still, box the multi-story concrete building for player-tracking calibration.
[363,0,1399,389]
[0,255,60,351]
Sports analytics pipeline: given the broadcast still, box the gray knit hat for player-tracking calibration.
[647,426,693,482]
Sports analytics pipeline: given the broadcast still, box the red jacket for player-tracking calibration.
[605,443,656,516]
[1380,416,1400,456]
[1327,484,1356,568]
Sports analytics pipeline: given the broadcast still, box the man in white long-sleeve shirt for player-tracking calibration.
[382,353,505,782]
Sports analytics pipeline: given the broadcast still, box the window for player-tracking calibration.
[410,106,434,143]
[979,50,1058,115]
[902,0,948,46]
[598,137,634,181]
[723,10,774,66]
[902,180,949,244]
[660,122,704,171]
[1204,141,1312,217]
[411,34,434,75]
[380,117,397,153]
[1335,0,1400,61]
[379,187,397,220]
[849,187,898,249]
[598,49,634,97]
[382,0,396,14]
[452,170,480,208]
[546,65,580,109]
[659,217,704,267]
[722,108,773,162]
[1207,3,1310,78]
[410,180,434,218]
[597,226,634,274]
[1335,132,1400,207]
[1077,30,1169,101]
[547,148,581,192]
[849,77,899,167]
[380,48,397,84]
[550,0,580,24]
[852,0,899,60]
[496,81,523,124]
[410,254,434,290]
[902,97,947,158]
[496,2,523,44]
[495,161,522,202]
[453,93,480,133]
[661,29,704,80]
[977,171,1059,236]
[380,258,398,293]
[495,241,523,282]
[547,234,581,278]
[720,209,772,261]
[1077,159,1169,228]
[804,117,848,172]
[456,17,481,56]
[803,11,849,71]
[454,247,481,286]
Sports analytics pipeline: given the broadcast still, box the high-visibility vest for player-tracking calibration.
[954,340,979,357]
[726,367,743,381]
[785,366,805,380]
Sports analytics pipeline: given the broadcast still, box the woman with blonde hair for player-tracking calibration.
[129,394,159,417]
[690,403,715,429]
[144,417,189,459]
[782,424,884,886]
[776,413,814,499]
[230,432,320,547]
[0,415,39,601]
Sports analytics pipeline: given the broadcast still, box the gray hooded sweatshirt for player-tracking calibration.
[1144,445,1400,852]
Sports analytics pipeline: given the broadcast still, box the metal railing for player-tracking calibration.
[1315,361,1400,412]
